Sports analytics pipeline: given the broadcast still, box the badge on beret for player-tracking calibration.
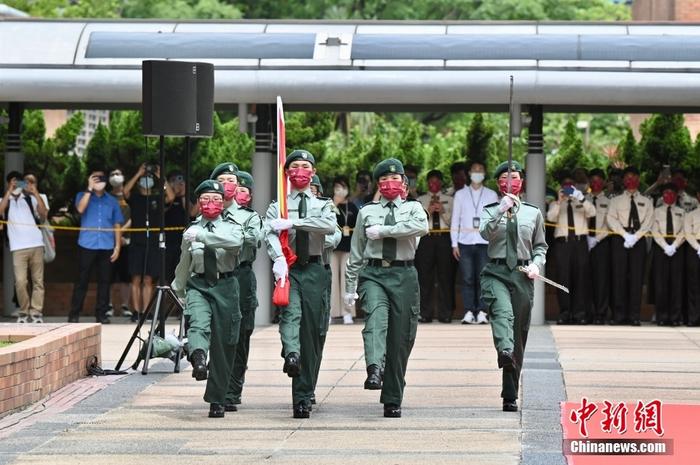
[302,153,308,159]
[390,165,396,172]
[228,165,234,172]
[213,182,219,189]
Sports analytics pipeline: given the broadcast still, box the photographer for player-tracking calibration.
[123,162,175,322]
[69,169,123,323]
[165,170,188,283]
[0,171,49,323]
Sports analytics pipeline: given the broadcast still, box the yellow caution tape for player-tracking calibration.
[0,219,185,233]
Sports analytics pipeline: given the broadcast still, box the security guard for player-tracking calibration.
[213,170,263,412]
[172,180,244,418]
[586,168,612,325]
[345,158,429,418]
[479,161,547,413]
[651,183,686,326]
[264,150,336,419]
[546,172,596,325]
[684,196,700,327]
[606,166,654,326]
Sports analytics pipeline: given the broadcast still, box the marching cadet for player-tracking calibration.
[345,158,428,418]
[216,170,264,412]
[172,180,244,418]
[264,150,336,419]
[416,169,455,323]
[606,166,654,326]
[479,161,547,413]
[546,172,596,325]
[652,184,686,326]
[684,194,700,327]
[586,169,612,325]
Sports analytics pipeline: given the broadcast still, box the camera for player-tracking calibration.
[145,163,157,175]
[17,180,27,190]
[562,186,575,197]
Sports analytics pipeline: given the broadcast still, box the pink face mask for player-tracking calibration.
[662,191,678,206]
[428,179,442,194]
[234,190,251,207]
[497,178,523,196]
[590,179,604,193]
[288,168,313,189]
[623,177,640,191]
[199,199,224,219]
[378,179,404,200]
[222,182,237,201]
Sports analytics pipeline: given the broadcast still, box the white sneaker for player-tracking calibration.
[11,308,20,318]
[461,311,476,324]
[343,314,354,325]
[16,315,28,324]
[121,305,132,317]
[476,311,489,324]
[30,315,43,324]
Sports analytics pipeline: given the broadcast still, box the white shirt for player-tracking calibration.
[450,184,498,247]
[418,191,453,232]
[6,193,48,252]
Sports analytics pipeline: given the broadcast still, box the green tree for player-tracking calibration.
[638,114,693,186]
[465,113,493,165]
[548,117,583,181]
[121,0,243,19]
[4,0,120,17]
[616,128,639,168]
[192,113,254,183]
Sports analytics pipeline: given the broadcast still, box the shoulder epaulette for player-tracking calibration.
[522,201,539,209]
[317,196,330,201]
[406,198,419,202]
[484,202,498,208]
[360,201,379,209]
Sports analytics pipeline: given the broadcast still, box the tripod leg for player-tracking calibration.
[166,288,186,374]
[116,312,148,371]
[141,289,164,375]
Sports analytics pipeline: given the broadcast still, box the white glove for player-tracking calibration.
[623,233,637,249]
[272,257,288,286]
[697,247,700,259]
[365,225,383,240]
[571,188,585,202]
[344,292,359,308]
[664,244,677,257]
[270,218,294,232]
[498,195,515,213]
[586,236,598,251]
[183,226,200,243]
[523,263,539,280]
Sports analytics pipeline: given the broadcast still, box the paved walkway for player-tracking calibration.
[1,321,699,465]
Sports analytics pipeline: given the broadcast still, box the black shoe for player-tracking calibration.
[190,349,208,381]
[593,319,604,325]
[208,403,225,418]
[556,318,569,325]
[293,403,310,419]
[364,364,382,390]
[96,316,111,324]
[497,350,516,372]
[438,318,451,324]
[383,404,401,418]
[630,320,641,326]
[503,399,518,412]
[657,320,668,327]
[283,352,301,378]
[688,321,700,327]
[224,403,238,412]
[418,316,432,323]
[130,313,139,323]
[68,315,79,323]
[576,319,588,325]
[310,396,316,405]
[272,314,281,324]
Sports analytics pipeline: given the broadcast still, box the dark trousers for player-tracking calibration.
[589,237,611,321]
[457,243,489,314]
[610,236,646,323]
[554,236,590,322]
[415,233,456,320]
[652,245,684,324]
[686,245,700,326]
[69,246,113,321]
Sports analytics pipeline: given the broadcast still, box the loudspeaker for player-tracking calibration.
[142,60,214,137]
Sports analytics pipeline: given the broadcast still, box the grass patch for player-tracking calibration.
[0,340,13,348]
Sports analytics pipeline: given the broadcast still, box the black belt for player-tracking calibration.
[555,235,587,243]
[367,259,415,268]
[428,231,450,236]
[238,261,252,268]
[194,271,235,280]
[624,228,638,234]
[293,256,322,266]
[490,258,530,267]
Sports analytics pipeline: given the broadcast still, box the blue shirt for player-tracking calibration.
[75,191,124,250]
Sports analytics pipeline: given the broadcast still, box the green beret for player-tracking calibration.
[493,161,524,179]
[236,171,254,190]
[311,174,323,194]
[373,158,405,181]
[284,150,315,169]
[209,162,239,180]
[194,179,225,197]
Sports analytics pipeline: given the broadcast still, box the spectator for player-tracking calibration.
[450,161,498,324]
[123,162,175,321]
[607,167,624,197]
[329,175,359,324]
[447,162,468,196]
[107,168,132,318]
[0,171,49,323]
[68,168,123,323]
[417,169,455,323]
[669,169,698,212]
[404,165,420,200]
[165,170,188,283]
[350,170,373,209]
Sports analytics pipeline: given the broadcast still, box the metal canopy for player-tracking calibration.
[2,19,700,112]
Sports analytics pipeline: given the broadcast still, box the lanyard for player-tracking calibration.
[467,186,484,214]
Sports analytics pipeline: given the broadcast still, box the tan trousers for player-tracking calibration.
[12,246,45,317]
[330,251,354,318]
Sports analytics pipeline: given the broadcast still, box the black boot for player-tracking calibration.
[293,402,310,419]
[502,399,518,412]
[209,403,225,418]
[383,404,401,418]
[283,352,301,378]
[224,403,238,412]
[190,349,208,381]
[497,349,516,372]
[364,364,382,390]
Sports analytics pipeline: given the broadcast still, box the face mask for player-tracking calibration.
[12,187,22,196]
[673,178,687,192]
[378,179,404,200]
[139,176,154,190]
[623,177,639,191]
[200,199,224,219]
[94,182,107,192]
[428,179,442,194]
[334,186,349,198]
[109,175,124,187]
[223,182,237,201]
[470,173,485,184]
[590,179,604,193]
[288,167,313,189]
[234,190,251,207]
[497,178,523,196]
[663,191,677,206]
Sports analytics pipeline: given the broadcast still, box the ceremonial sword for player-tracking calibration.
[517,266,570,294]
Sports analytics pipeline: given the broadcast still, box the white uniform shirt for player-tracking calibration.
[450,185,498,247]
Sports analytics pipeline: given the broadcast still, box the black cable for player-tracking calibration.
[86,355,128,376]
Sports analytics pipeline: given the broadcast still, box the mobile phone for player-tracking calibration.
[562,186,574,196]
[660,165,671,181]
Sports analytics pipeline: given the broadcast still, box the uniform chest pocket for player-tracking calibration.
[518,222,533,238]
[364,214,385,227]
[307,207,323,217]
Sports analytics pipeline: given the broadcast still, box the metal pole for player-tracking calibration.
[525,105,546,325]
[3,103,23,317]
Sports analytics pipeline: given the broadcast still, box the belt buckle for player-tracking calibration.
[381,260,391,268]
[215,271,220,279]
